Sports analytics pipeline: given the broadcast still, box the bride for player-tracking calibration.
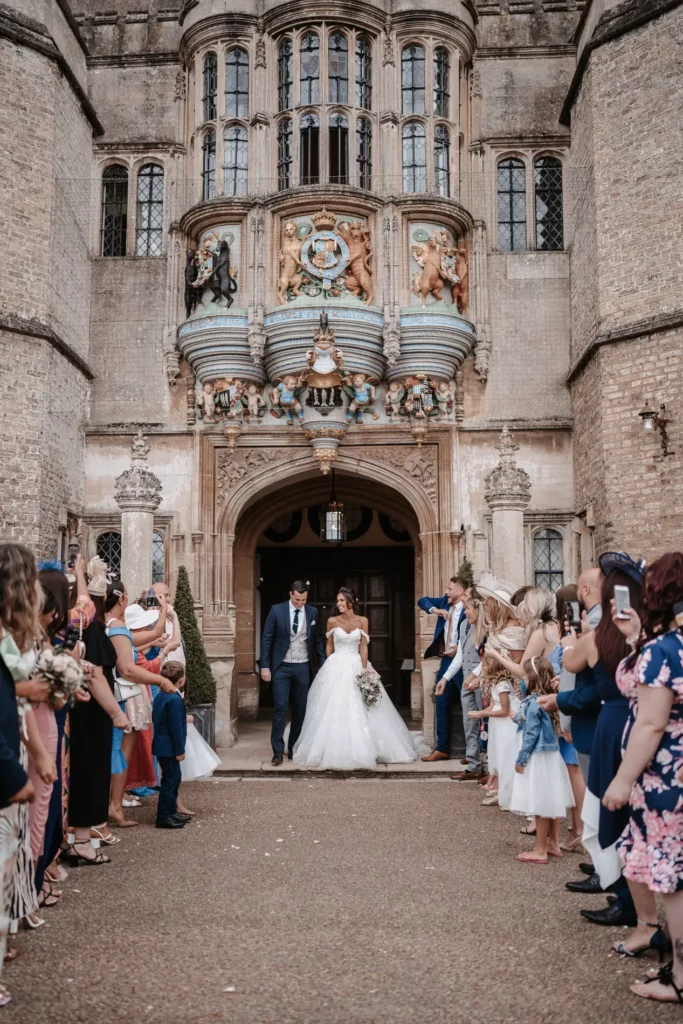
[292,587,422,770]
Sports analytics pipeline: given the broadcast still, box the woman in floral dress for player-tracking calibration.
[604,551,683,1004]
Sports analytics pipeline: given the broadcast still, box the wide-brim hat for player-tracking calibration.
[598,551,646,586]
[125,603,159,631]
[474,573,517,611]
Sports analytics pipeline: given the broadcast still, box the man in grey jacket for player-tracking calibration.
[435,602,485,780]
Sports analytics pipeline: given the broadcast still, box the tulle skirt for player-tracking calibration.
[510,750,575,819]
[181,724,222,781]
[293,653,423,770]
[488,716,519,808]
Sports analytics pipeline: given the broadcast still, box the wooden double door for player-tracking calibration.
[257,547,415,707]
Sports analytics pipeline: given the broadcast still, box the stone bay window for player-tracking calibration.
[277,117,293,190]
[224,124,248,196]
[202,129,216,200]
[300,32,320,105]
[202,51,217,123]
[278,38,293,111]
[399,42,458,197]
[225,47,249,119]
[329,113,349,184]
[101,164,128,257]
[300,113,320,185]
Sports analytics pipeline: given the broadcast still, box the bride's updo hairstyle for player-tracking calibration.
[337,587,359,613]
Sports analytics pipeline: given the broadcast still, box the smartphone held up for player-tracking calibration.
[614,584,631,620]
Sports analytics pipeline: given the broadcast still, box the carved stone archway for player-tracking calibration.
[195,428,457,747]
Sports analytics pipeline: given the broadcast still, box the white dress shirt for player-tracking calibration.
[289,601,306,634]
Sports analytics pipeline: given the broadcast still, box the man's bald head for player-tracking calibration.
[578,568,602,611]
[152,582,170,601]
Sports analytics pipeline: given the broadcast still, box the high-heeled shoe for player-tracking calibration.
[23,912,46,930]
[614,923,671,962]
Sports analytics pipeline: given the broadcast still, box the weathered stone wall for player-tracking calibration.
[567,63,598,364]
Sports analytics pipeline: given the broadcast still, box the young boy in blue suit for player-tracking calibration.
[153,661,189,829]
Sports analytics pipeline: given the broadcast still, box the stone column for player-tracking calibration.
[484,427,531,588]
[114,433,162,598]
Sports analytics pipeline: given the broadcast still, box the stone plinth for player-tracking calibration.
[485,427,531,588]
[114,432,162,597]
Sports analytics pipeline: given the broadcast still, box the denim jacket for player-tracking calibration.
[514,694,560,768]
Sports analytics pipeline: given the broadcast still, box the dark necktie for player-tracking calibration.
[293,608,300,634]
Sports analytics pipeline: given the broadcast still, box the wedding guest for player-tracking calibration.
[152,582,185,665]
[123,600,169,795]
[153,662,188,829]
[442,594,488,780]
[604,551,683,1004]
[468,655,521,807]
[510,656,574,864]
[418,575,470,761]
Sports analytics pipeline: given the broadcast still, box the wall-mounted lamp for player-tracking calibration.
[639,401,672,457]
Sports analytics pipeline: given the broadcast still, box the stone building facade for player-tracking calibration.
[1,0,680,746]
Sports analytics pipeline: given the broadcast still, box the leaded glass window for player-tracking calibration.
[135,164,164,256]
[278,39,293,110]
[355,37,372,110]
[101,165,128,257]
[535,156,564,251]
[401,45,425,115]
[152,531,165,585]
[96,531,122,576]
[329,113,349,184]
[277,117,293,190]
[202,129,216,200]
[225,47,249,118]
[434,46,450,118]
[224,125,248,196]
[300,113,320,185]
[203,52,217,122]
[402,122,426,192]
[497,157,526,252]
[300,33,320,105]
[533,529,564,592]
[434,125,450,197]
[328,32,348,103]
[356,116,372,190]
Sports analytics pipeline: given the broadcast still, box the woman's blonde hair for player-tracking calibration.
[523,655,560,734]
[0,543,40,652]
[464,594,488,646]
[518,587,557,640]
[482,595,517,635]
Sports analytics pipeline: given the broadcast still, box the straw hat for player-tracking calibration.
[474,572,517,611]
[86,556,109,597]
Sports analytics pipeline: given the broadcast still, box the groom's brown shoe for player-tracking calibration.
[271,754,283,766]
[450,770,485,781]
[421,750,449,762]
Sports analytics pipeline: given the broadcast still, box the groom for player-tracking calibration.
[260,581,326,765]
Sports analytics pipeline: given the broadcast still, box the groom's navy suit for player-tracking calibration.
[418,594,467,755]
[261,602,326,757]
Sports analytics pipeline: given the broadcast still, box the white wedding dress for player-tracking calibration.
[292,627,423,770]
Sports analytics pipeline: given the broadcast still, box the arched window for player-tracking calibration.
[535,156,564,251]
[202,52,217,122]
[329,112,349,184]
[224,125,248,196]
[202,129,216,200]
[96,531,122,576]
[135,164,164,256]
[300,33,320,105]
[225,47,249,118]
[278,39,293,110]
[401,45,425,115]
[328,32,348,104]
[100,165,128,257]
[355,37,372,110]
[434,125,450,197]
[356,116,372,190]
[434,46,450,118]
[300,113,320,185]
[152,531,165,585]
[533,529,564,592]
[277,117,293,190]
[497,157,526,252]
[402,122,426,192]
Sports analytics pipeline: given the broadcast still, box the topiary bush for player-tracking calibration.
[174,565,216,705]
[457,558,475,591]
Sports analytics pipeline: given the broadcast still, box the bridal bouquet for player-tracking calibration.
[357,666,382,710]
[35,647,87,707]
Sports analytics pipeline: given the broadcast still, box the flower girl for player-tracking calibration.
[510,656,575,864]
[469,657,521,808]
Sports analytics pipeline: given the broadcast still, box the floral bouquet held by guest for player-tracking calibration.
[34,648,87,708]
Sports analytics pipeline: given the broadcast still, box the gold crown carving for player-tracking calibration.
[311,208,337,231]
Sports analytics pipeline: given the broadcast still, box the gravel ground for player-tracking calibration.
[3,778,672,1024]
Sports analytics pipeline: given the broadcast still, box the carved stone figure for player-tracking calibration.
[449,246,468,314]
[214,377,245,419]
[243,382,267,421]
[196,381,217,422]
[277,221,307,303]
[385,380,405,420]
[270,374,305,425]
[337,221,374,305]
[412,231,462,308]
[343,373,379,424]
[303,311,345,414]
[194,245,215,291]
[210,241,239,307]
[184,250,200,319]
[432,379,455,420]
[403,375,438,419]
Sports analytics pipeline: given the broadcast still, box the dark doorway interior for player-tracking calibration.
[257,546,415,708]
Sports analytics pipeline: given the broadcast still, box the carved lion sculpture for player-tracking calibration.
[277,221,307,303]
[338,221,374,305]
[411,234,445,307]
[450,247,468,314]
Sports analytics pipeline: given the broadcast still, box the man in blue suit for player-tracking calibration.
[418,575,469,761]
[261,580,326,766]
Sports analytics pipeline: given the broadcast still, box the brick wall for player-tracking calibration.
[567,64,599,365]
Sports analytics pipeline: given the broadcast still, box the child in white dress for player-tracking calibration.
[510,656,575,864]
[469,657,521,808]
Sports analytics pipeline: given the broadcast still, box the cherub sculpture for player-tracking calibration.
[277,221,308,303]
[432,378,455,420]
[343,373,379,424]
[337,221,374,305]
[242,383,267,421]
[270,374,305,425]
[196,381,217,422]
[385,380,405,420]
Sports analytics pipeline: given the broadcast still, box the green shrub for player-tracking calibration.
[174,565,216,705]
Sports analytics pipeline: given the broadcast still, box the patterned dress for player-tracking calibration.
[617,629,683,894]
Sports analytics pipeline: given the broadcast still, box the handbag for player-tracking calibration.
[113,672,142,703]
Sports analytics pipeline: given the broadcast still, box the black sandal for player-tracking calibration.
[634,963,683,1003]
[64,842,111,866]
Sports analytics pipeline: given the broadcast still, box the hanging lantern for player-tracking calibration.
[320,470,347,544]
